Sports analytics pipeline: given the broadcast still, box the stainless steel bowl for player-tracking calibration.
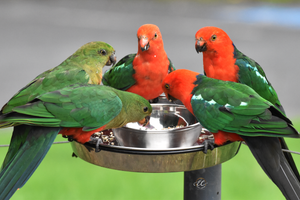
[113,103,202,149]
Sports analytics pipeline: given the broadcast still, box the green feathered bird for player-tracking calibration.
[2,41,116,115]
[0,41,119,199]
[0,84,152,200]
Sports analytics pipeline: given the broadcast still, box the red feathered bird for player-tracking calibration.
[102,24,175,101]
[195,26,300,200]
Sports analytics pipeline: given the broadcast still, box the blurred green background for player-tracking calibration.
[0,119,299,200]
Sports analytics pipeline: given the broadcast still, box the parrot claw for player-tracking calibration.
[95,139,103,152]
[89,137,103,152]
[198,128,215,154]
[201,139,215,154]
[62,135,74,142]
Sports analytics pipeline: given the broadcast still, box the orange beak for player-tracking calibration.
[139,36,150,51]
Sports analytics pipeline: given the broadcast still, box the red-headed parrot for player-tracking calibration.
[195,26,300,186]
[102,24,175,101]
[162,69,300,200]
[195,26,283,112]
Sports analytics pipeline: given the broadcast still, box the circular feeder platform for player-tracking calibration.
[71,141,241,173]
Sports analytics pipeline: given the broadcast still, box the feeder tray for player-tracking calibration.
[71,96,241,173]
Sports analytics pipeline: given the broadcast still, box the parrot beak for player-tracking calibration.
[139,36,150,52]
[195,40,207,53]
[166,94,177,103]
[138,115,151,126]
[106,52,117,66]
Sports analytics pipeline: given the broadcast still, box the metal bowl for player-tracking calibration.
[113,103,202,149]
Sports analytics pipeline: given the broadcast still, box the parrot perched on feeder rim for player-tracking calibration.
[102,24,175,101]
[1,41,117,168]
[162,69,300,200]
[0,84,152,200]
[195,26,300,185]
[0,41,119,199]
[1,40,118,168]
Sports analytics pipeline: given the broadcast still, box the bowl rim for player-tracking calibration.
[114,121,201,132]
[115,102,201,132]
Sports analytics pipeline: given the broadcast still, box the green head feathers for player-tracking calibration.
[67,41,116,67]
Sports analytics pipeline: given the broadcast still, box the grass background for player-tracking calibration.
[0,119,300,200]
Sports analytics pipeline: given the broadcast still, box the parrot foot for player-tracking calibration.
[149,97,159,103]
[197,128,215,154]
[89,137,103,152]
[62,135,74,142]
[201,139,215,154]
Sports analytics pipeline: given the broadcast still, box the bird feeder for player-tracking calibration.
[71,96,241,200]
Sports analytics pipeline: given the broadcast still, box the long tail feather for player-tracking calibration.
[0,125,60,200]
[241,136,300,200]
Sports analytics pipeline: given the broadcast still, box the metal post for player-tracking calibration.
[184,164,221,200]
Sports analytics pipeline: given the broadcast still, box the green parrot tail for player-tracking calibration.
[0,125,59,200]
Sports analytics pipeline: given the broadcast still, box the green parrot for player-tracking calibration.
[0,41,117,199]
[1,41,116,167]
[0,84,152,200]
[1,41,116,115]
[162,69,300,200]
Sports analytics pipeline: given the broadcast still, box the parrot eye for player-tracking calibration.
[154,33,158,39]
[143,107,149,112]
[211,35,217,41]
[165,84,170,90]
[98,49,107,56]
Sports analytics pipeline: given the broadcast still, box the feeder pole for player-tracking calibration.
[184,164,221,200]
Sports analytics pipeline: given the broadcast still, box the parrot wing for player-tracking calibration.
[102,54,136,90]
[234,46,284,113]
[191,75,299,138]
[168,58,176,73]
[2,85,123,131]
[2,66,90,114]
